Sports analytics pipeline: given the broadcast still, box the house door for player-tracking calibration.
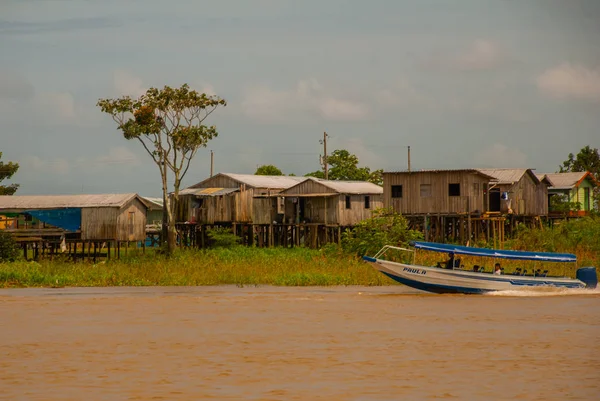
[489,189,501,212]
[299,198,306,222]
[584,187,590,211]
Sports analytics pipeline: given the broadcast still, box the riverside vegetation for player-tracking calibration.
[0,210,599,288]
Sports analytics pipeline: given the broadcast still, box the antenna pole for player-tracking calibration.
[323,132,328,180]
[408,146,411,172]
[210,150,214,177]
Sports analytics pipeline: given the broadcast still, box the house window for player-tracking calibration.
[449,183,460,197]
[420,184,432,198]
[345,195,351,209]
[364,196,370,209]
[391,185,403,198]
[128,212,135,236]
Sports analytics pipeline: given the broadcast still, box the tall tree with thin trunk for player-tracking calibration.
[98,84,226,254]
[0,152,19,195]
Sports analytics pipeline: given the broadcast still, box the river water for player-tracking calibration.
[1,286,599,400]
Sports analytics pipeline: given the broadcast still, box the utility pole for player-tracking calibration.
[407,146,411,172]
[210,150,214,177]
[320,132,329,180]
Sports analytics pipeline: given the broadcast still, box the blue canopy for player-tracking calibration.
[27,208,81,232]
[409,241,577,263]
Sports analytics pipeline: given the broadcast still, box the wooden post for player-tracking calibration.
[93,242,97,263]
[117,241,121,260]
[107,241,111,260]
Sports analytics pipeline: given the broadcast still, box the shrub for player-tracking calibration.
[0,232,19,262]
[206,227,241,248]
[341,207,423,256]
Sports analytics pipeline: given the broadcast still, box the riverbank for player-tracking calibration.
[0,247,391,288]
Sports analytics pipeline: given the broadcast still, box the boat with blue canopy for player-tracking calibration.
[362,241,597,294]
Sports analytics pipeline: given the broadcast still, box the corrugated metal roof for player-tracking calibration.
[189,173,307,190]
[476,169,531,185]
[384,169,497,180]
[179,187,239,196]
[542,172,590,189]
[222,173,307,188]
[313,178,383,194]
[0,193,142,210]
[535,174,554,186]
[282,177,383,195]
[141,196,163,210]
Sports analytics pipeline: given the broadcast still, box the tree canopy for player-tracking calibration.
[0,152,19,196]
[559,145,600,177]
[305,149,383,186]
[98,84,226,254]
[255,164,283,176]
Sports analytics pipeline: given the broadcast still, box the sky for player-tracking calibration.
[1,0,599,197]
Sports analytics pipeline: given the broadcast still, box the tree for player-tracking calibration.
[98,84,226,254]
[255,164,283,176]
[305,149,383,186]
[0,152,19,195]
[559,145,600,209]
[559,145,600,175]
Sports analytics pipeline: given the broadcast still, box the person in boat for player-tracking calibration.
[494,263,502,275]
[437,252,455,269]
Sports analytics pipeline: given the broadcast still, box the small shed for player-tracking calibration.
[477,169,548,216]
[541,172,597,213]
[279,177,383,226]
[177,173,307,224]
[0,193,148,241]
[383,169,496,215]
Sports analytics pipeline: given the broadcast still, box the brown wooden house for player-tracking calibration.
[176,173,307,224]
[279,177,383,226]
[0,193,148,241]
[477,169,548,216]
[383,169,496,215]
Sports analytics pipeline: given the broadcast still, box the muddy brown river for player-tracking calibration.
[1,286,599,400]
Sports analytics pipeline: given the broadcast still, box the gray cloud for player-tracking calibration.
[0,17,120,35]
[0,70,34,100]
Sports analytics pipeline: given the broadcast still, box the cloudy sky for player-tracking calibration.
[1,0,599,196]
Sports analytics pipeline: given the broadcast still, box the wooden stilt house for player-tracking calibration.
[278,177,383,226]
[176,173,307,224]
[0,193,149,242]
[476,169,548,216]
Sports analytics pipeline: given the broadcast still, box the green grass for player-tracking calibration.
[0,246,392,288]
[1,216,598,288]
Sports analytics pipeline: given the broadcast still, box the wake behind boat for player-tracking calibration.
[363,241,597,294]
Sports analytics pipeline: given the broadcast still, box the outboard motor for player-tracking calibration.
[576,267,598,289]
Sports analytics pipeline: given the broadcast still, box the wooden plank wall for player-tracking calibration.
[81,199,147,241]
[337,194,383,225]
[115,199,147,241]
[283,180,335,195]
[383,172,489,215]
[81,207,118,240]
[252,197,277,224]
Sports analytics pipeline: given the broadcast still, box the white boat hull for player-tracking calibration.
[363,256,586,294]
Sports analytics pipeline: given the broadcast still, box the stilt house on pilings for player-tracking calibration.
[278,177,383,226]
[383,169,508,245]
[476,169,548,216]
[0,193,149,259]
[383,169,497,215]
[176,173,307,225]
[538,171,598,216]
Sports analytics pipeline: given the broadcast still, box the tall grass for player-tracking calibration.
[0,246,391,288]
